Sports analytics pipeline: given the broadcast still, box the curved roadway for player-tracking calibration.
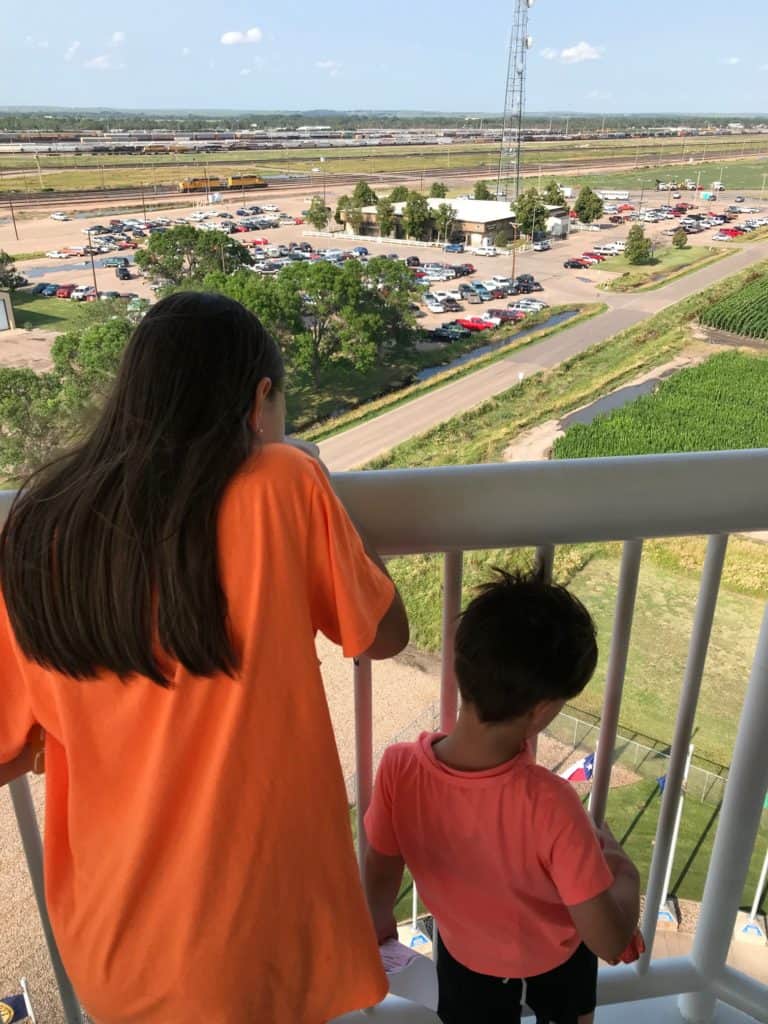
[319,240,768,470]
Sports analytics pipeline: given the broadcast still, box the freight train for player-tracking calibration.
[178,174,268,193]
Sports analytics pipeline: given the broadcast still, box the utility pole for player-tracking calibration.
[141,183,148,224]
[496,0,535,202]
[86,230,99,298]
[8,193,19,241]
[34,153,43,189]
[761,172,767,201]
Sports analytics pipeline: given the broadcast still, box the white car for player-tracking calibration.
[472,246,498,257]
[517,299,548,310]
[491,276,514,288]
[46,250,72,259]
[532,240,551,252]
[425,298,445,314]
[261,204,280,212]
[50,212,69,222]
[611,241,627,252]
[481,279,501,292]
[71,285,95,301]
[506,304,531,315]
[481,313,502,326]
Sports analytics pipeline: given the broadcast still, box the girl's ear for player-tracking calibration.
[249,377,273,432]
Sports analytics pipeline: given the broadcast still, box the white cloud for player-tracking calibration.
[560,41,603,63]
[540,48,558,60]
[64,41,81,62]
[111,31,126,46]
[761,63,768,71]
[220,27,262,45]
[181,46,191,57]
[25,35,49,49]
[315,59,342,77]
[38,40,50,49]
[84,55,111,71]
[720,56,740,65]
[240,67,251,76]
[587,89,612,100]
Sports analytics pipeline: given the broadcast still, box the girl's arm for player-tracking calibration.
[364,845,405,944]
[0,744,36,787]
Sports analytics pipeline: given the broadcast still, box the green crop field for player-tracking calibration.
[552,351,768,460]
[699,274,768,338]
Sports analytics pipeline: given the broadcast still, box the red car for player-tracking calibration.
[250,238,270,246]
[617,203,634,212]
[582,251,606,262]
[55,284,76,298]
[118,241,139,250]
[488,308,525,323]
[294,217,305,225]
[456,317,495,331]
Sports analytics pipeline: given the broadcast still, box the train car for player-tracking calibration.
[225,174,268,190]
[179,176,227,193]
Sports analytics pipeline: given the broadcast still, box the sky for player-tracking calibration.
[1,0,767,115]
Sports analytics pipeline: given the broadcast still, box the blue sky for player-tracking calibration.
[2,0,767,114]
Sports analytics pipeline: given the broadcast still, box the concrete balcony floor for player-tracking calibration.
[591,996,760,1023]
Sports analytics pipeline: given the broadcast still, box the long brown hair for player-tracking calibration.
[0,291,284,686]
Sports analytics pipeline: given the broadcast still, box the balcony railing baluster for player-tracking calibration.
[640,534,729,970]
[439,550,463,733]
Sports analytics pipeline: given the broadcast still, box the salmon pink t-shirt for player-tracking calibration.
[0,444,394,1024]
[364,732,613,978]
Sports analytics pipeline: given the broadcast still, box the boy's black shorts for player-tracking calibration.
[436,932,598,1024]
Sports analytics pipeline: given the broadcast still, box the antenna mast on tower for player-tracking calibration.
[496,0,535,201]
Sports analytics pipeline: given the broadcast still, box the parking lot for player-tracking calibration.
[4,181,766,345]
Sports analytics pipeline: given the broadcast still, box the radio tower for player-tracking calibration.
[496,0,535,201]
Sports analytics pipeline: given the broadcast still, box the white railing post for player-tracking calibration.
[748,843,768,923]
[640,534,728,968]
[589,539,643,827]
[440,551,463,733]
[9,777,81,1023]
[679,601,768,1023]
[354,656,373,875]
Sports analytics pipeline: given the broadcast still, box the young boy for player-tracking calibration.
[364,569,641,1024]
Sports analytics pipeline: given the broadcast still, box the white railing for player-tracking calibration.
[6,449,768,1023]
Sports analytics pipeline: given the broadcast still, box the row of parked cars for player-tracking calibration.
[29,281,141,304]
[428,296,549,340]
[563,240,627,269]
[424,274,544,315]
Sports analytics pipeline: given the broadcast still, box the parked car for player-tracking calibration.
[532,240,551,252]
[472,284,491,301]
[71,285,96,301]
[46,250,72,259]
[40,283,61,296]
[99,291,121,301]
[734,196,745,203]
[405,256,421,267]
[56,284,77,298]
[582,251,606,262]
[50,212,69,221]
[471,246,498,257]
[443,298,462,313]
[352,246,369,256]
[444,243,465,253]
[430,324,471,341]
[116,266,132,280]
[456,317,495,331]
[424,297,445,313]
[564,258,589,269]
[104,256,130,268]
[465,292,483,305]
[488,308,525,323]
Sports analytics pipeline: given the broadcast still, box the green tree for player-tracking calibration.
[0,250,27,290]
[0,367,62,480]
[429,181,448,198]
[306,196,330,231]
[51,317,133,413]
[625,224,654,265]
[513,188,549,237]
[351,181,378,207]
[346,204,365,234]
[473,181,494,201]
[376,196,396,237]
[673,227,688,249]
[196,270,303,353]
[402,192,432,240]
[573,186,604,224]
[541,180,567,207]
[133,225,252,285]
[388,185,410,203]
[334,194,350,226]
[433,202,456,243]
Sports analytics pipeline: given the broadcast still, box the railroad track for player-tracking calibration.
[3,147,768,212]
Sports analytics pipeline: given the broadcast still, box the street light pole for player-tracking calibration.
[141,183,148,225]
[761,172,767,201]
[86,230,99,299]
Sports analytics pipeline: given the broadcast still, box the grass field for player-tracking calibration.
[11,291,84,330]
[560,158,768,195]
[598,245,728,292]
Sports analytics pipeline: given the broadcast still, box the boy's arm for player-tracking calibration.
[364,845,405,945]
[567,825,641,963]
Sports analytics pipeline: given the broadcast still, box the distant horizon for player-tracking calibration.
[2,105,768,121]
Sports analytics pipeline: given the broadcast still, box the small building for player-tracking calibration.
[355,198,518,248]
[0,290,16,332]
[351,197,569,246]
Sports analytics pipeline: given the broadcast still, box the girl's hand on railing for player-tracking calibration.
[0,726,45,787]
[606,928,646,965]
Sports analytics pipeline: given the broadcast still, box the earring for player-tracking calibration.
[255,422,264,435]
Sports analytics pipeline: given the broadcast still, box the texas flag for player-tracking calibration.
[559,752,595,783]
[0,980,35,1023]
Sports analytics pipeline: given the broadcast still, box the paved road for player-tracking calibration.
[320,241,768,471]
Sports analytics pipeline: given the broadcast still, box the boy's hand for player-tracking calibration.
[606,928,646,965]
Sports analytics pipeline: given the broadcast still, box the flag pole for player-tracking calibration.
[660,743,695,910]
[748,842,768,923]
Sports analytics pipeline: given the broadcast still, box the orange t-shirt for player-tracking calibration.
[0,444,394,1024]
[364,732,613,978]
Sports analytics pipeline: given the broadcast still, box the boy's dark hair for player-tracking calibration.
[454,568,598,722]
